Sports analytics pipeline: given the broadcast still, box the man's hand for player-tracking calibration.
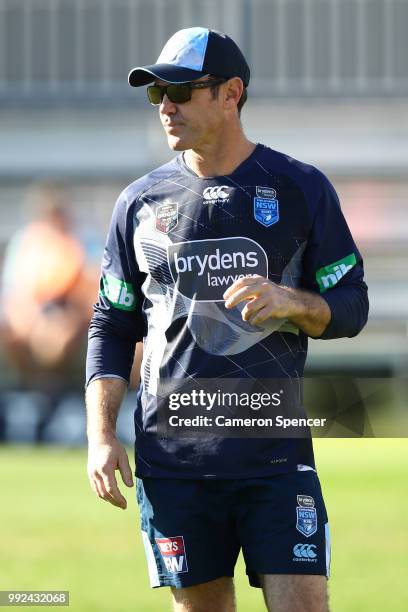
[223,275,302,324]
[87,436,134,510]
[223,275,331,337]
[85,377,131,509]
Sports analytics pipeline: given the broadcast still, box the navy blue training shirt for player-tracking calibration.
[86,144,368,478]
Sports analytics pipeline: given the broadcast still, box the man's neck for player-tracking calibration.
[183,127,257,178]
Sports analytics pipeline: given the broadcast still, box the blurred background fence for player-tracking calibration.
[1,0,408,101]
[0,0,407,444]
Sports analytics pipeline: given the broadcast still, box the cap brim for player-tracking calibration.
[128,64,207,87]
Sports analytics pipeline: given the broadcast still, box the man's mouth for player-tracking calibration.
[165,124,184,136]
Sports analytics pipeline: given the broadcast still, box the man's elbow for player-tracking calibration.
[315,283,369,340]
[348,289,369,338]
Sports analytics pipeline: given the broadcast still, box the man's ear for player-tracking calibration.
[224,78,244,111]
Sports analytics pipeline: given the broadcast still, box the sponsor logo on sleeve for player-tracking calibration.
[293,543,318,563]
[315,253,357,292]
[167,237,268,301]
[203,186,230,203]
[254,186,279,227]
[155,536,188,573]
[155,201,179,234]
[101,273,136,311]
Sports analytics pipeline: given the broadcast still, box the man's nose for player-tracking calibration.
[160,94,177,114]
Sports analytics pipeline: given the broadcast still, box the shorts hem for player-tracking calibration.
[247,568,329,588]
[151,571,235,589]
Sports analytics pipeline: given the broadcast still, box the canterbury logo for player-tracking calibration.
[203,186,230,200]
[293,544,317,559]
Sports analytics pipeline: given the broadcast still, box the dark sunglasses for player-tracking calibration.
[147,78,226,105]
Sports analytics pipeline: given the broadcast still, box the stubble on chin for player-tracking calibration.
[166,136,188,151]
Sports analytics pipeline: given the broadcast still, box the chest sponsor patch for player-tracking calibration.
[254,186,279,227]
[155,201,178,234]
[155,536,188,573]
[167,236,268,301]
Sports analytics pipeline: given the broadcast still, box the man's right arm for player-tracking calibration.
[85,190,145,509]
[86,377,134,509]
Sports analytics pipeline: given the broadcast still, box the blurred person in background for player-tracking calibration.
[86,28,368,612]
[1,183,98,439]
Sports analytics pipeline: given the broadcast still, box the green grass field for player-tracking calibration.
[1,440,407,611]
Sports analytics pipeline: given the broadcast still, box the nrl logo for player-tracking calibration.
[155,200,178,234]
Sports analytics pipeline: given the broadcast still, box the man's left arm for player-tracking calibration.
[224,173,369,339]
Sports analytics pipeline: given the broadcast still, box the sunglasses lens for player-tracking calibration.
[147,84,192,105]
[167,84,191,104]
[147,86,162,105]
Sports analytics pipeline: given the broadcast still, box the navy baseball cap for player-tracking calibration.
[128,27,250,88]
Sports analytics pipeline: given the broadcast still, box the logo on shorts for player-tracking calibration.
[293,543,317,563]
[155,201,178,234]
[296,493,317,537]
[155,536,188,573]
[297,495,315,508]
[254,186,279,227]
[296,507,317,537]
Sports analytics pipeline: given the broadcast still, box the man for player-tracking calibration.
[86,27,368,612]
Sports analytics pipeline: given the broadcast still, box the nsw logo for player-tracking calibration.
[293,543,317,562]
[296,506,317,537]
[155,536,188,574]
[203,186,230,202]
[254,186,279,227]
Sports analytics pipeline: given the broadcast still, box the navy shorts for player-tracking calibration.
[136,470,330,589]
